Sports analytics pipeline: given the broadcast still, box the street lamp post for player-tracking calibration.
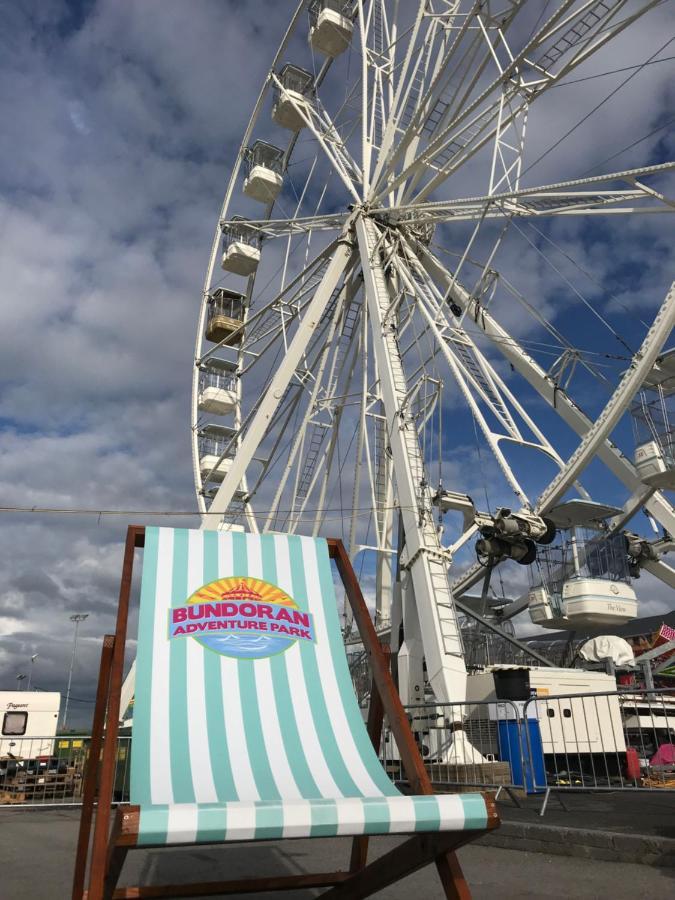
[62,613,88,731]
[27,654,38,691]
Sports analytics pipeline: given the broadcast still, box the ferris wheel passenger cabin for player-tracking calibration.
[198,425,236,484]
[221,218,261,276]
[527,500,638,630]
[205,288,246,346]
[631,348,675,490]
[197,359,237,416]
[308,1,353,57]
[272,64,314,131]
[243,140,285,203]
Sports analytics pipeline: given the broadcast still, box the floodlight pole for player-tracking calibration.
[27,654,38,691]
[62,614,88,730]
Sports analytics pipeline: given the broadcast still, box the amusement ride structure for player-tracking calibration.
[188,0,675,712]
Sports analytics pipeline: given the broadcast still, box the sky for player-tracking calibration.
[0,1,674,729]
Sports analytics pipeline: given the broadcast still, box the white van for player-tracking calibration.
[0,692,61,760]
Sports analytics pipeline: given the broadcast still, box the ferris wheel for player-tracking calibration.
[191,0,675,707]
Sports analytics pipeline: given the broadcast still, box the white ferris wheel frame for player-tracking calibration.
[190,0,675,706]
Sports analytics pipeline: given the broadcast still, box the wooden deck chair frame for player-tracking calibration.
[73,526,498,900]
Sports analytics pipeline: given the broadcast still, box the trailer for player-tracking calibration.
[0,691,61,760]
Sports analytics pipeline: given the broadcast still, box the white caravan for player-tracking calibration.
[0,692,61,759]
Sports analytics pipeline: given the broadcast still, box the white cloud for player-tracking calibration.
[0,1,673,723]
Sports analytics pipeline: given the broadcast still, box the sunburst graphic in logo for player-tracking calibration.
[169,575,315,659]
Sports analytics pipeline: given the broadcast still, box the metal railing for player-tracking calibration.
[0,735,131,808]
[384,699,532,803]
[521,688,675,814]
[4,689,674,814]
[382,688,675,815]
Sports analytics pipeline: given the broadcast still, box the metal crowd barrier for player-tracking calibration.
[521,687,675,814]
[0,735,131,808]
[384,699,532,804]
[382,688,675,816]
[4,688,674,813]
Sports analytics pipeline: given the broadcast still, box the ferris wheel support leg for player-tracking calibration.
[202,236,356,530]
[357,215,467,708]
[397,569,426,715]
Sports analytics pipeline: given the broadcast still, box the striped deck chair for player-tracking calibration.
[73,526,498,899]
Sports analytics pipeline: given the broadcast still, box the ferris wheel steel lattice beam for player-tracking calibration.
[392,242,567,509]
[371,0,660,206]
[536,281,675,514]
[270,74,362,204]
[418,243,675,538]
[201,234,358,530]
[265,268,361,534]
[370,0,513,200]
[374,162,675,224]
[357,214,467,706]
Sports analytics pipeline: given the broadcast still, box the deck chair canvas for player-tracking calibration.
[74,526,498,899]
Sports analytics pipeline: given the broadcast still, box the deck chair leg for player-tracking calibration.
[323,832,474,899]
[435,850,472,900]
[72,635,115,900]
[102,809,129,900]
[349,836,370,872]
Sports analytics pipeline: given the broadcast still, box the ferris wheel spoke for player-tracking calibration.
[535,282,675,514]
[264,269,359,531]
[202,236,357,530]
[372,0,661,205]
[393,239,569,508]
[374,0,522,202]
[378,161,675,225]
[295,289,366,533]
[271,72,362,203]
[219,212,348,238]
[417,242,675,536]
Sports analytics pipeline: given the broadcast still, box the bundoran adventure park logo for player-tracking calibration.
[168,576,315,659]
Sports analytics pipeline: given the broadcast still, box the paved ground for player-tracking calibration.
[501,789,675,838]
[1,807,674,899]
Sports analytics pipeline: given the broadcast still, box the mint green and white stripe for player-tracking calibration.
[131,528,488,845]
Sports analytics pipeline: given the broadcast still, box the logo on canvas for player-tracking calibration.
[169,576,315,659]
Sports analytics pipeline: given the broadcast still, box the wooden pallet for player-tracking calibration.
[425,761,513,792]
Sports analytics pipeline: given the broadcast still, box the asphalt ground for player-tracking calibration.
[501,789,675,837]
[1,807,674,899]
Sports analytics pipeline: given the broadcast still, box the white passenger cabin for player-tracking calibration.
[0,691,61,759]
[309,1,353,57]
[272,64,314,132]
[527,500,638,630]
[198,360,238,416]
[221,219,260,276]
[199,426,236,484]
[631,348,675,489]
[243,140,284,204]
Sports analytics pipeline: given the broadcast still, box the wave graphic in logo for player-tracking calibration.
[169,576,315,659]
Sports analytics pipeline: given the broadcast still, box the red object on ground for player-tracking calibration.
[617,674,634,686]
[625,747,641,781]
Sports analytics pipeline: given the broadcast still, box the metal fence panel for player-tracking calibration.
[0,735,131,808]
[384,699,532,797]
